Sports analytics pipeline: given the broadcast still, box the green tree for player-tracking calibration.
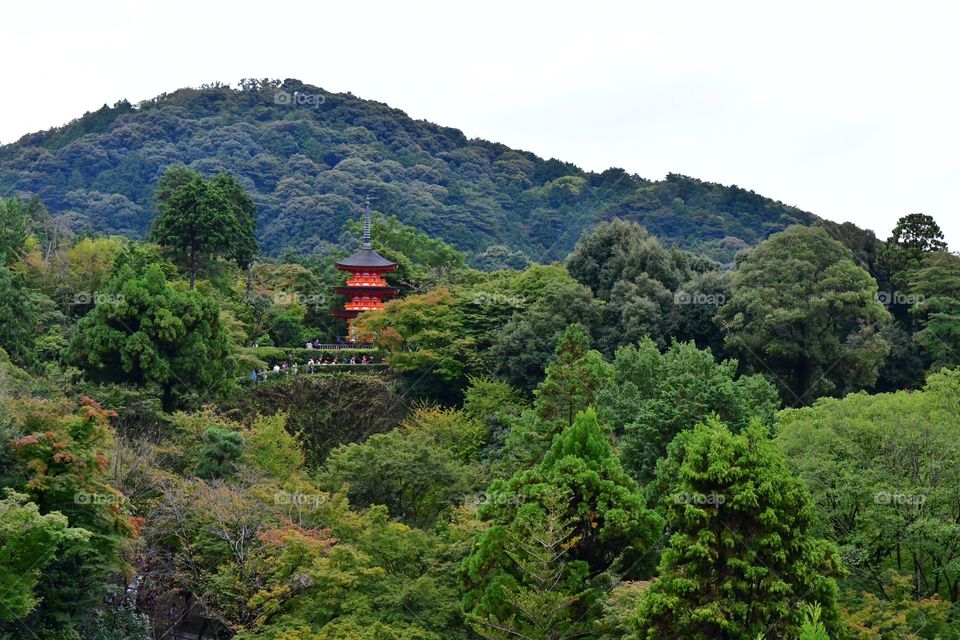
[565,218,724,354]
[150,167,258,288]
[717,225,890,405]
[401,405,487,463]
[909,252,960,370]
[775,369,960,605]
[0,198,29,265]
[8,397,136,632]
[635,419,845,640]
[196,427,245,479]
[465,490,595,640]
[0,491,87,623]
[266,311,306,347]
[799,603,831,640]
[244,413,303,481]
[566,218,683,302]
[82,605,151,640]
[599,338,779,483]
[879,213,948,288]
[325,429,475,527]
[67,264,234,411]
[534,324,611,429]
[486,266,601,391]
[462,409,663,635]
[357,288,475,394]
[0,267,42,366]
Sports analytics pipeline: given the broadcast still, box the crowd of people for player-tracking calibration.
[248,355,381,383]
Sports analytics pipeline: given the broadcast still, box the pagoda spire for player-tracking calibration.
[363,197,372,249]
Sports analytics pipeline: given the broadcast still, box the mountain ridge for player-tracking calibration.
[0,78,818,264]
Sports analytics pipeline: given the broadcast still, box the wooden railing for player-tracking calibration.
[308,343,375,351]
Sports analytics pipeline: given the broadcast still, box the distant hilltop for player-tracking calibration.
[0,78,817,265]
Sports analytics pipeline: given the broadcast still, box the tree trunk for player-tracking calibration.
[190,240,197,289]
[795,354,811,406]
[162,383,175,413]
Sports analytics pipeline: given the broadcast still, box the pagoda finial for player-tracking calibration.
[362,197,372,249]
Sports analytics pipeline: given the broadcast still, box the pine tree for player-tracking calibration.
[534,324,611,428]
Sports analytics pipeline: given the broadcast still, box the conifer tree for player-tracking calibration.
[462,409,662,637]
[634,419,845,640]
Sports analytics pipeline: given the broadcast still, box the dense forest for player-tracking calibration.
[0,79,816,265]
[2,85,960,640]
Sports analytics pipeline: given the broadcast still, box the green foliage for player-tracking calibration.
[599,338,779,482]
[222,375,407,465]
[635,419,845,640]
[196,427,245,478]
[0,198,29,265]
[0,490,88,622]
[841,570,957,639]
[462,377,525,425]
[4,90,960,639]
[150,166,257,287]
[244,413,303,481]
[566,218,729,355]
[462,409,663,635]
[357,288,474,388]
[266,312,306,347]
[718,225,890,405]
[462,377,526,462]
[533,324,611,429]
[879,213,948,288]
[567,218,687,302]
[775,369,960,606]
[401,405,487,462]
[0,81,816,261]
[224,504,468,639]
[799,603,831,640]
[482,264,601,391]
[81,606,151,640]
[4,397,135,632]
[909,251,960,369]
[325,429,476,527]
[0,266,48,366]
[67,264,235,411]
[465,491,596,640]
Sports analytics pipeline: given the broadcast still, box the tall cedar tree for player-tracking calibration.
[462,409,663,637]
[150,167,257,288]
[635,419,845,640]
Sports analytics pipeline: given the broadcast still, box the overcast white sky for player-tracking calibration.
[1,0,957,247]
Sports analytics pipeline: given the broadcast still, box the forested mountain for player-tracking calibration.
[0,78,816,264]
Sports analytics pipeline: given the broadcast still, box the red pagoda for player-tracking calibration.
[331,199,399,326]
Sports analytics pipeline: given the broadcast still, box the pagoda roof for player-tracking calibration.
[335,247,397,269]
[335,286,399,296]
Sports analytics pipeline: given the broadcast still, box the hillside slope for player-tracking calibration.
[0,78,816,263]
